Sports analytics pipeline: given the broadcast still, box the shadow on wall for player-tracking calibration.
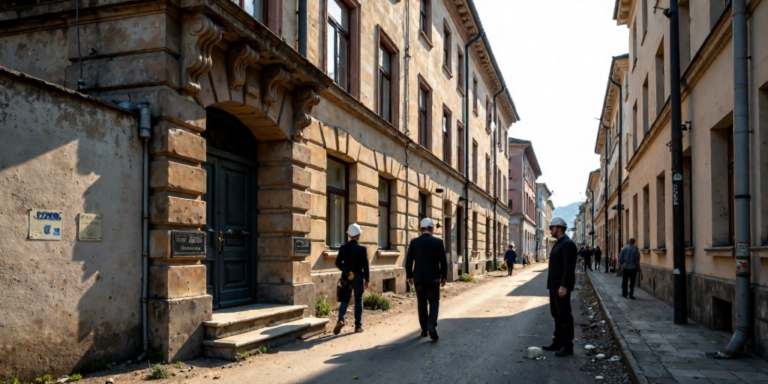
[0,73,142,378]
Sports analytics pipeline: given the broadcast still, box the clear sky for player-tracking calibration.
[474,0,629,207]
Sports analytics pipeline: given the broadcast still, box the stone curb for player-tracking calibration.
[586,271,649,384]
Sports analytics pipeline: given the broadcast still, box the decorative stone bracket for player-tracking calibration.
[181,13,222,100]
[228,42,260,91]
[261,65,291,106]
[292,86,320,140]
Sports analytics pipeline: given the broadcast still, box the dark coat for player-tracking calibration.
[335,240,370,282]
[504,249,518,263]
[547,235,578,291]
[406,233,448,284]
[594,248,603,258]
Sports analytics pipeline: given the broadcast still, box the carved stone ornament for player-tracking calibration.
[292,86,320,140]
[181,14,222,99]
[228,43,260,91]
[261,65,291,106]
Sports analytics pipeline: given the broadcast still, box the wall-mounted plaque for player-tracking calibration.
[78,213,103,241]
[29,209,63,241]
[293,237,311,256]
[171,231,206,256]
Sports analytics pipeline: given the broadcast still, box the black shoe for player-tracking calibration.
[333,321,344,335]
[542,343,562,351]
[428,326,439,341]
[420,329,428,337]
[622,294,627,298]
[554,347,574,357]
[629,295,636,299]
[355,327,364,333]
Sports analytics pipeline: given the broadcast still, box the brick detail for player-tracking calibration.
[149,265,207,299]
[258,189,311,212]
[258,164,311,189]
[150,126,206,163]
[257,213,310,234]
[150,160,206,195]
[150,195,205,226]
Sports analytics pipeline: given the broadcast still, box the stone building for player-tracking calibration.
[0,0,517,377]
[585,169,601,248]
[534,182,553,261]
[508,138,540,258]
[594,0,768,359]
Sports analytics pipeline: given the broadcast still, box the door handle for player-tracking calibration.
[225,229,250,236]
[218,231,224,254]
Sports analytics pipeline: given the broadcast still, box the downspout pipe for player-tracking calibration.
[719,0,751,358]
[402,0,411,288]
[298,0,308,56]
[137,102,152,360]
[492,86,506,271]
[609,71,623,260]
[463,30,485,274]
[601,123,610,268]
[590,189,595,249]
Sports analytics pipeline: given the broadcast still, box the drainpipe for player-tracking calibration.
[137,102,152,360]
[492,86,506,271]
[298,0,308,57]
[602,123,610,268]
[402,0,412,288]
[590,189,596,249]
[719,0,751,358]
[609,70,623,262]
[463,30,485,274]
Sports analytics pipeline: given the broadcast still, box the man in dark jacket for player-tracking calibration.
[593,246,602,271]
[333,223,370,335]
[543,217,578,357]
[503,244,517,276]
[581,245,593,271]
[406,218,448,341]
[618,238,641,299]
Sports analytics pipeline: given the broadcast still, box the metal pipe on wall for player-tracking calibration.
[719,0,751,358]
[138,102,152,360]
[492,86,506,271]
[609,69,623,256]
[402,0,412,286]
[463,30,485,274]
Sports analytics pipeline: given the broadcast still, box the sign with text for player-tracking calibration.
[171,231,206,256]
[78,213,103,241]
[293,237,311,256]
[29,209,63,241]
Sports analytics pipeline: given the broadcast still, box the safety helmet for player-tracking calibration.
[347,223,363,237]
[420,217,434,229]
[549,217,568,228]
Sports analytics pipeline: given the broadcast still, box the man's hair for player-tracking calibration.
[508,244,513,249]
[629,237,636,245]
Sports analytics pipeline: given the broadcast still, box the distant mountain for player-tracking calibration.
[552,201,583,229]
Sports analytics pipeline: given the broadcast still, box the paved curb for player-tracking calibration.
[586,271,649,384]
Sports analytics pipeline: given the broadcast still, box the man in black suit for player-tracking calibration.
[542,217,578,357]
[406,217,448,341]
[333,223,370,335]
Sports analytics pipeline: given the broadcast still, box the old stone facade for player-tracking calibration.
[593,0,768,360]
[0,0,516,377]
[534,182,553,261]
[508,138,540,258]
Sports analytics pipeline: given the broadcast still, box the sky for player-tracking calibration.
[474,0,629,207]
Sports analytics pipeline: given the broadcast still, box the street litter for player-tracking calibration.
[609,355,621,362]
[595,353,606,360]
[584,344,596,350]
[524,346,544,359]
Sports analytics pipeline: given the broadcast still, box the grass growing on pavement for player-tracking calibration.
[459,274,476,283]
[315,297,332,318]
[363,292,391,311]
[150,365,171,380]
[68,374,82,382]
[235,351,250,362]
[34,374,52,384]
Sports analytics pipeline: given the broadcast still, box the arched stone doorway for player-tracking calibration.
[201,108,259,309]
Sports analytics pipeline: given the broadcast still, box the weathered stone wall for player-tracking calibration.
[0,68,142,379]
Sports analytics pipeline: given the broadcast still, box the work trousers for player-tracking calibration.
[594,256,602,270]
[622,269,638,297]
[338,281,364,328]
[415,283,441,331]
[506,261,514,276]
[549,289,574,348]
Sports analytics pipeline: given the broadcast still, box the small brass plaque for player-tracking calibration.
[78,213,103,242]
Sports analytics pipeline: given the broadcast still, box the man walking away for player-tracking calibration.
[582,245,593,271]
[618,238,641,299]
[333,223,370,335]
[593,246,602,271]
[503,244,517,276]
[406,218,448,341]
[542,217,578,357]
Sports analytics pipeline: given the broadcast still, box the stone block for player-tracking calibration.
[149,265,207,299]
[394,181,418,199]
[258,141,311,166]
[65,52,179,90]
[155,90,207,131]
[307,193,327,218]
[150,160,206,195]
[150,126,206,163]
[307,142,328,171]
[393,197,419,215]
[307,167,327,194]
[350,163,379,188]
[257,213,311,234]
[149,229,206,259]
[257,236,294,257]
[67,13,179,59]
[349,184,378,207]
[349,204,378,226]
[257,260,311,285]
[306,120,324,146]
[257,283,315,316]
[308,219,327,241]
[150,195,205,226]
[258,189,311,211]
[358,225,378,245]
[259,164,311,189]
[358,146,376,168]
[148,295,211,362]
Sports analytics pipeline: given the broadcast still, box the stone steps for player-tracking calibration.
[204,303,307,339]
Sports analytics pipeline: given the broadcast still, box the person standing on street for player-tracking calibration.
[406,218,448,341]
[618,238,641,299]
[333,223,370,335]
[582,245,593,271]
[542,217,578,357]
[593,246,602,271]
[503,244,518,276]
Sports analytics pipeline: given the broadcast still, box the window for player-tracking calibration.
[641,0,648,41]
[710,0,726,29]
[442,22,452,71]
[486,97,492,131]
[378,177,390,249]
[632,101,638,151]
[632,23,638,68]
[377,28,399,127]
[418,192,428,223]
[710,124,734,246]
[727,126,734,245]
[485,155,491,192]
[457,121,465,174]
[655,40,665,118]
[418,76,432,150]
[442,106,452,165]
[643,185,650,249]
[486,217,491,251]
[472,76,478,114]
[683,155,693,247]
[472,212,478,250]
[327,158,348,248]
[419,0,431,41]
[472,141,478,183]
[327,0,350,91]
[656,172,666,248]
[679,1,692,67]
[457,49,464,91]
[632,194,639,242]
[642,76,649,136]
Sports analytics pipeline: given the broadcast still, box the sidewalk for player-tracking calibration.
[588,270,768,384]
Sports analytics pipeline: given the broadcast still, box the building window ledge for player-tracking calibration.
[685,247,694,256]
[420,31,434,50]
[323,250,339,259]
[652,248,667,255]
[376,250,400,258]
[751,246,768,258]
[704,246,733,258]
[640,248,651,254]
[442,65,453,78]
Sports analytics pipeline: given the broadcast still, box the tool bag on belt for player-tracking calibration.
[336,269,354,302]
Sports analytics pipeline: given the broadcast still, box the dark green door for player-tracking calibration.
[203,150,257,309]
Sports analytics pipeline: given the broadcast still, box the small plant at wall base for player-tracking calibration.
[147,347,164,364]
[459,274,476,283]
[258,345,268,355]
[34,375,52,384]
[363,293,391,311]
[235,351,250,362]
[68,374,82,382]
[150,365,171,380]
[175,361,183,368]
[315,298,331,318]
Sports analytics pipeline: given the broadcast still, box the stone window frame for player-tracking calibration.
[485,96,492,132]
[324,0,361,97]
[457,48,465,95]
[709,118,735,248]
[485,154,491,192]
[472,211,478,251]
[419,0,433,45]
[442,19,452,76]
[377,176,392,250]
[457,120,465,175]
[442,104,452,166]
[472,140,478,183]
[326,156,349,249]
[417,74,433,151]
[418,192,428,224]
[375,26,400,128]
[655,171,666,249]
[472,75,479,116]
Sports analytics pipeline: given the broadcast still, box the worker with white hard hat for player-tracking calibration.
[405,217,448,341]
[333,223,370,335]
[542,216,578,357]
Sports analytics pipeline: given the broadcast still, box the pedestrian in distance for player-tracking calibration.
[333,223,370,335]
[618,237,641,299]
[593,246,602,271]
[577,246,585,272]
[542,217,578,357]
[406,218,448,341]
[503,244,517,276]
[581,245,593,272]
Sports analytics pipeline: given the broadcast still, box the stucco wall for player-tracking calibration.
[0,69,142,378]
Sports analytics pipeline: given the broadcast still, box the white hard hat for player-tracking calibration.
[347,223,362,237]
[420,217,434,229]
[549,217,568,228]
